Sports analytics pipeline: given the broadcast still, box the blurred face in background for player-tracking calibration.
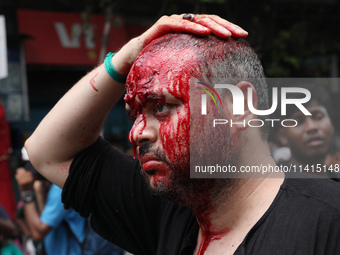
[281,100,334,164]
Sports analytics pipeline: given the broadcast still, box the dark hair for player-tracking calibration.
[142,33,269,138]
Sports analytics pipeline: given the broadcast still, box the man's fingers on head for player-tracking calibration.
[155,15,211,36]
[210,16,248,37]
[155,14,250,38]
[143,13,247,48]
[196,15,248,38]
[195,18,232,39]
[172,20,211,35]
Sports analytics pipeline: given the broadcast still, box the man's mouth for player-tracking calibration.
[139,154,168,176]
[306,137,324,147]
[145,169,156,176]
[140,156,170,187]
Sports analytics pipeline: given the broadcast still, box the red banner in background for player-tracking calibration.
[17,9,146,66]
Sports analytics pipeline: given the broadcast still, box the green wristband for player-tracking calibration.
[104,52,127,84]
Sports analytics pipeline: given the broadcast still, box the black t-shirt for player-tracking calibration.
[62,138,340,255]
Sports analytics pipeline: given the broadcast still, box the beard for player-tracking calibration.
[158,171,236,214]
[138,112,238,214]
[143,160,236,214]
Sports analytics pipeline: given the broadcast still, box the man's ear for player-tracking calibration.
[230,81,257,131]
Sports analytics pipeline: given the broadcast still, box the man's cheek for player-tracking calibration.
[159,121,178,162]
[160,114,190,162]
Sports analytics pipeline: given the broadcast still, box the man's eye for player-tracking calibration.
[313,112,324,121]
[153,104,173,116]
[155,104,168,112]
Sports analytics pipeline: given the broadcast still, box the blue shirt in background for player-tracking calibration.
[41,184,86,255]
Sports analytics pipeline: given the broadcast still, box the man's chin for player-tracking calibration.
[143,172,169,192]
[146,176,173,198]
[144,173,196,207]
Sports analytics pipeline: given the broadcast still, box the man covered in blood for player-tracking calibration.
[123,34,277,254]
[125,33,270,192]
[25,14,340,255]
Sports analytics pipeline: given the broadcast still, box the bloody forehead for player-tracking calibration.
[124,47,197,111]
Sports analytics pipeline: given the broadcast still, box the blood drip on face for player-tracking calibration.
[125,44,192,166]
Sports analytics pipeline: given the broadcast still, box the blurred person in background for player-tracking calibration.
[16,148,125,255]
[277,84,336,178]
[15,155,86,255]
[0,204,22,255]
[15,148,47,255]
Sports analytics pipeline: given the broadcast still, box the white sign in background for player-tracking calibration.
[0,15,8,79]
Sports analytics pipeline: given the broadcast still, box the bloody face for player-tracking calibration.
[125,47,194,192]
[284,100,334,164]
[124,40,238,210]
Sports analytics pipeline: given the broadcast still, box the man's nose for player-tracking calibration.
[305,117,318,133]
[130,114,157,147]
